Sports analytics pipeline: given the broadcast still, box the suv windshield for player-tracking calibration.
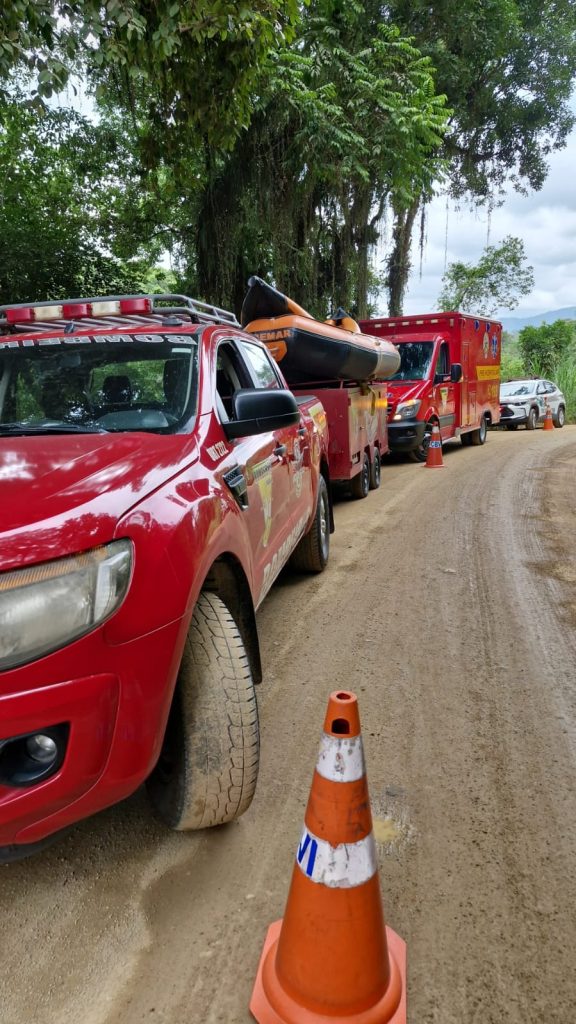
[500,381,535,397]
[0,333,198,434]
[388,341,434,382]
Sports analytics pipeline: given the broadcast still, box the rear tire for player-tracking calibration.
[369,450,381,490]
[290,476,330,572]
[470,415,488,446]
[554,405,565,428]
[147,592,259,830]
[351,452,370,498]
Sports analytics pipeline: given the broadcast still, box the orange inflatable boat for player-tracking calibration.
[241,276,399,385]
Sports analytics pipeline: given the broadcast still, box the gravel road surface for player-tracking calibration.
[2,427,576,1024]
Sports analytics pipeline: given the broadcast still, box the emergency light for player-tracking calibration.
[4,297,153,324]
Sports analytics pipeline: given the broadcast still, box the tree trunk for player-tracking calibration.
[386,195,421,316]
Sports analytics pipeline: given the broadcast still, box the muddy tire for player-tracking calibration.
[351,452,370,498]
[147,593,259,830]
[290,476,330,573]
[369,450,381,490]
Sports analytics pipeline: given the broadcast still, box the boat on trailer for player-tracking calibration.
[241,276,399,385]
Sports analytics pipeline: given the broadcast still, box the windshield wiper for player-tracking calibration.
[0,422,108,436]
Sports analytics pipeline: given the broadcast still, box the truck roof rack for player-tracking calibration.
[0,293,240,334]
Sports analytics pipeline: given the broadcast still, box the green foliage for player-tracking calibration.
[437,236,534,316]
[500,330,524,380]
[0,99,159,302]
[518,319,575,377]
[383,0,576,311]
[552,350,576,422]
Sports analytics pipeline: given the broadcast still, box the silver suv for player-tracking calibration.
[499,378,566,430]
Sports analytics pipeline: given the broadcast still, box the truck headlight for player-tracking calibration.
[0,540,133,671]
[393,400,421,421]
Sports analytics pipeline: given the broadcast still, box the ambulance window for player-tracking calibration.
[436,343,450,378]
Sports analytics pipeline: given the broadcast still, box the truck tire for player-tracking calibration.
[147,592,259,830]
[526,407,538,430]
[351,452,370,498]
[290,476,330,572]
[461,431,472,446]
[469,415,488,446]
[369,450,381,490]
[408,425,432,462]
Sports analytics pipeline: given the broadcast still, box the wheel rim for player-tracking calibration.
[362,456,370,493]
[480,418,487,441]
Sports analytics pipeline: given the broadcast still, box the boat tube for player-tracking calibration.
[241,277,399,385]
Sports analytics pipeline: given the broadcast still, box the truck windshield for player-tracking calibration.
[388,342,434,382]
[0,334,198,435]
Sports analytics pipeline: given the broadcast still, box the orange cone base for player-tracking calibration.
[250,919,407,1024]
[543,415,554,431]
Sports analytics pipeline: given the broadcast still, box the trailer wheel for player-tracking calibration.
[147,592,259,830]
[469,415,488,446]
[351,452,370,498]
[369,450,381,490]
[290,475,330,572]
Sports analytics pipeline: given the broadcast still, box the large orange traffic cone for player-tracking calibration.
[425,422,444,468]
[250,691,406,1024]
[543,403,554,431]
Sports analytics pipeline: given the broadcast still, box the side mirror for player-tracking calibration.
[222,388,300,440]
[450,363,463,383]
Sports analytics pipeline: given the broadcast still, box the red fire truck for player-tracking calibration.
[359,312,501,462]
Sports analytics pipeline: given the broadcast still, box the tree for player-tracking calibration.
[437,236,534,315]
[0,99,159,302]
[383,0,576,313]
[518,320,575,377]
[193,2,448,316]
[0,1,301,149]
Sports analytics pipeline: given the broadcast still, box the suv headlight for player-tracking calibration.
[393,400,422,420]
[0,540,133,671]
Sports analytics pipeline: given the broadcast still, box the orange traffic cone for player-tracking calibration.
[425,422,444,468]
[250,691,406,1024]
[543,403,554,431]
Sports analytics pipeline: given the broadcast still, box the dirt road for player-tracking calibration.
[2,427,576,1024]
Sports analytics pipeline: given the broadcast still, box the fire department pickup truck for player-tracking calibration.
[0,294,333,860]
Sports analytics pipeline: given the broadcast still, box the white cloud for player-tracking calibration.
[394,108,576,319]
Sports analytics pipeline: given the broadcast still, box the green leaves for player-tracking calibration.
[437,236,535,316]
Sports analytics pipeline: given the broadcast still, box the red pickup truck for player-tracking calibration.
[0,294,333,859]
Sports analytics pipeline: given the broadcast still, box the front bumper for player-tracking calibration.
[387,419,426,452]
[499,404,528,425]
[0,615,187,852]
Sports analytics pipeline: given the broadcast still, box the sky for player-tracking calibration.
[387,103,576,320]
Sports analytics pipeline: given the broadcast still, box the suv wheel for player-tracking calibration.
[554,405,566,428]
[526,407,538,430]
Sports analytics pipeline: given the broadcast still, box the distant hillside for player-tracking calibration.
[501,307,576,332]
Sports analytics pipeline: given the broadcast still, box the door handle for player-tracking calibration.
[273,444,287,457]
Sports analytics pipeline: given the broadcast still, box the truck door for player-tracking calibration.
[236,338,313,574]
[433,341,457,440]
[214,339,293,597]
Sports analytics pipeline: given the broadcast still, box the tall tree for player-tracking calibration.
[0,1,300,149]
[383,0,576,313]
[437,236,534,315]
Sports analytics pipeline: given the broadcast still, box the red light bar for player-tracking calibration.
[6,307,34,324]
[62,303,91,318]
[120,298,152,314]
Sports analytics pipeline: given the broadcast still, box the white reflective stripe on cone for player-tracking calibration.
[316,733,365,783]
[295,826,377,888]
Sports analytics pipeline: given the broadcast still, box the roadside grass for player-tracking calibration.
[552,352,576,422]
